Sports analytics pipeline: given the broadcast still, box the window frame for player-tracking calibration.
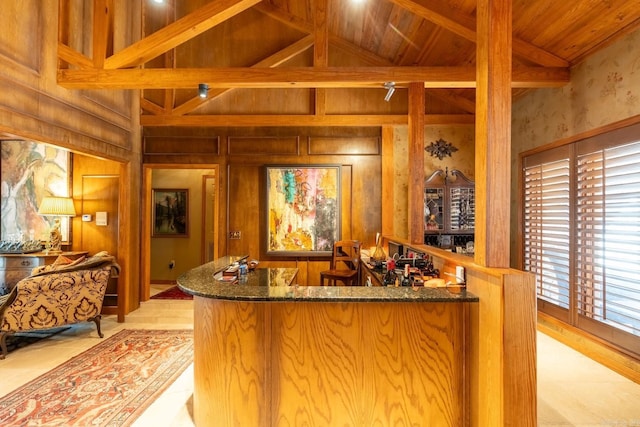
[519,118,640,358]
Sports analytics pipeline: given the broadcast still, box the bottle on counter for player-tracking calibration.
[386,257,396,272]
[401,264,411,287]
[383,269,397,286]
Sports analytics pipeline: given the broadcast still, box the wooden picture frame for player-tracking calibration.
[265,165,340,256]
[152,189,189,237]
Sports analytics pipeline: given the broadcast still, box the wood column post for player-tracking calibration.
[408,82,425,244]
[381,125,395,237]
[475,0,512,268]
[314,0,328,116]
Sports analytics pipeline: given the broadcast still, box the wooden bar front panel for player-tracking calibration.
[193,297,467,426]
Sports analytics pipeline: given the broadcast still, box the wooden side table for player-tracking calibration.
[0,251,88,295]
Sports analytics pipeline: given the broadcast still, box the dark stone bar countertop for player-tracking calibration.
[178,255,479,303]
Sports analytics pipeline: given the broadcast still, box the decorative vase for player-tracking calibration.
[371,233,387,262]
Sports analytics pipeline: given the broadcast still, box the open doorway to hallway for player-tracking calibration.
[141,165,219,301]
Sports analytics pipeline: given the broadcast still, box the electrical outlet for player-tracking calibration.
[169,260,175,270]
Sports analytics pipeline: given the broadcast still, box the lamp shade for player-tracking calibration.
[38,196,76,217]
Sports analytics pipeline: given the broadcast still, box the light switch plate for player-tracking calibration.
[96,211,107,226]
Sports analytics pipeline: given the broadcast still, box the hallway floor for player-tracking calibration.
[2,285,640,426]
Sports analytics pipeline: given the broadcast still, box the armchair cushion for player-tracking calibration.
[31,254,86,275]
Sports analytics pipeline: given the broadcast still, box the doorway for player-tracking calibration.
[141,164,219,300]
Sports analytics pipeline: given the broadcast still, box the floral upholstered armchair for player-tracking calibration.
[0,252,120,359]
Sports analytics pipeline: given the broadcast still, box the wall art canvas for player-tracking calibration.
[1,140,71,243]
[152,189,189,237]
[266,165,340,256]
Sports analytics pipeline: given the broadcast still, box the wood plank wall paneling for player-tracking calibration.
[144,136,220,155]
[0,79,133,152]
[308,136,380,155]
[0,0,41,73]
[228,136,299,155]
[227,163,262,260]
[72,154,122,255]
[79,175,120,256]
[143,133,382,286]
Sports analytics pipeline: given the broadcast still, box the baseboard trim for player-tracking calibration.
[538,312,640,385]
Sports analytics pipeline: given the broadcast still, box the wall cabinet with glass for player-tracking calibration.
[424,168,475,252]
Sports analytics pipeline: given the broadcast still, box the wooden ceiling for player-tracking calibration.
[56,0,640,127]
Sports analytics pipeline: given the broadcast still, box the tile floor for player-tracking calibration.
[2,285,640,426]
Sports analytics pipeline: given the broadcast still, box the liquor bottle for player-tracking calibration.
[401,264,411,287]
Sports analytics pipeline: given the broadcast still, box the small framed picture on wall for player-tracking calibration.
[152,189,189,237]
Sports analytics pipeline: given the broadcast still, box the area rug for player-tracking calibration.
[0,329,193,426]
[150,285,193,300]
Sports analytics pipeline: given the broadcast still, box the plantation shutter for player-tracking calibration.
[576,140,640,336]
[522,123,640,356]
[523,148,571,312]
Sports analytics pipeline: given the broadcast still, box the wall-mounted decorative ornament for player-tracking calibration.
[425,138,458,160]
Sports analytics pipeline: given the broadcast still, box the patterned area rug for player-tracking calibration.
[150,285,193,300]
[0,329,193,426]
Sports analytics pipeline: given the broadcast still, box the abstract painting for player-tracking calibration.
[266,165,340,256]
[1,140,70,243]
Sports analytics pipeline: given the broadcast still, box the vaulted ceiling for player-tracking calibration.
[56,0,640,127]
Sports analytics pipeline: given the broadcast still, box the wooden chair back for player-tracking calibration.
[320,240,361,286]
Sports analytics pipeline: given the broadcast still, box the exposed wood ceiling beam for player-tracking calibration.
[314,0,328,67]
[92,0,112,68]
[103,0,261,69]
[140,98,166,115]
[255,35,314,68]
[140,114,475,127]
[58,66,569,89]
[58,43,94,69]
[387,0,569,67]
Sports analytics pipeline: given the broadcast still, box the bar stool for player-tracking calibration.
[320,240,361,286]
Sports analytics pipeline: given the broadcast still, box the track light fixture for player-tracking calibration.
[198,83,208,99]
[383,81,395,102]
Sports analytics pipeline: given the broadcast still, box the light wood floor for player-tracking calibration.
[2,285,640,426]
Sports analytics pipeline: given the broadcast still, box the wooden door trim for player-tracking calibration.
[141,163,220,301]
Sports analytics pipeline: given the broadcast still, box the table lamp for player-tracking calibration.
[38,196,76,254]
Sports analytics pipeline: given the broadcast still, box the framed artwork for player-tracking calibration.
[152,189,189,237]
[266,165,340,256]
[0,140,71,243]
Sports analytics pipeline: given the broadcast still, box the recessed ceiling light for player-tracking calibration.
[152,0,164,4]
